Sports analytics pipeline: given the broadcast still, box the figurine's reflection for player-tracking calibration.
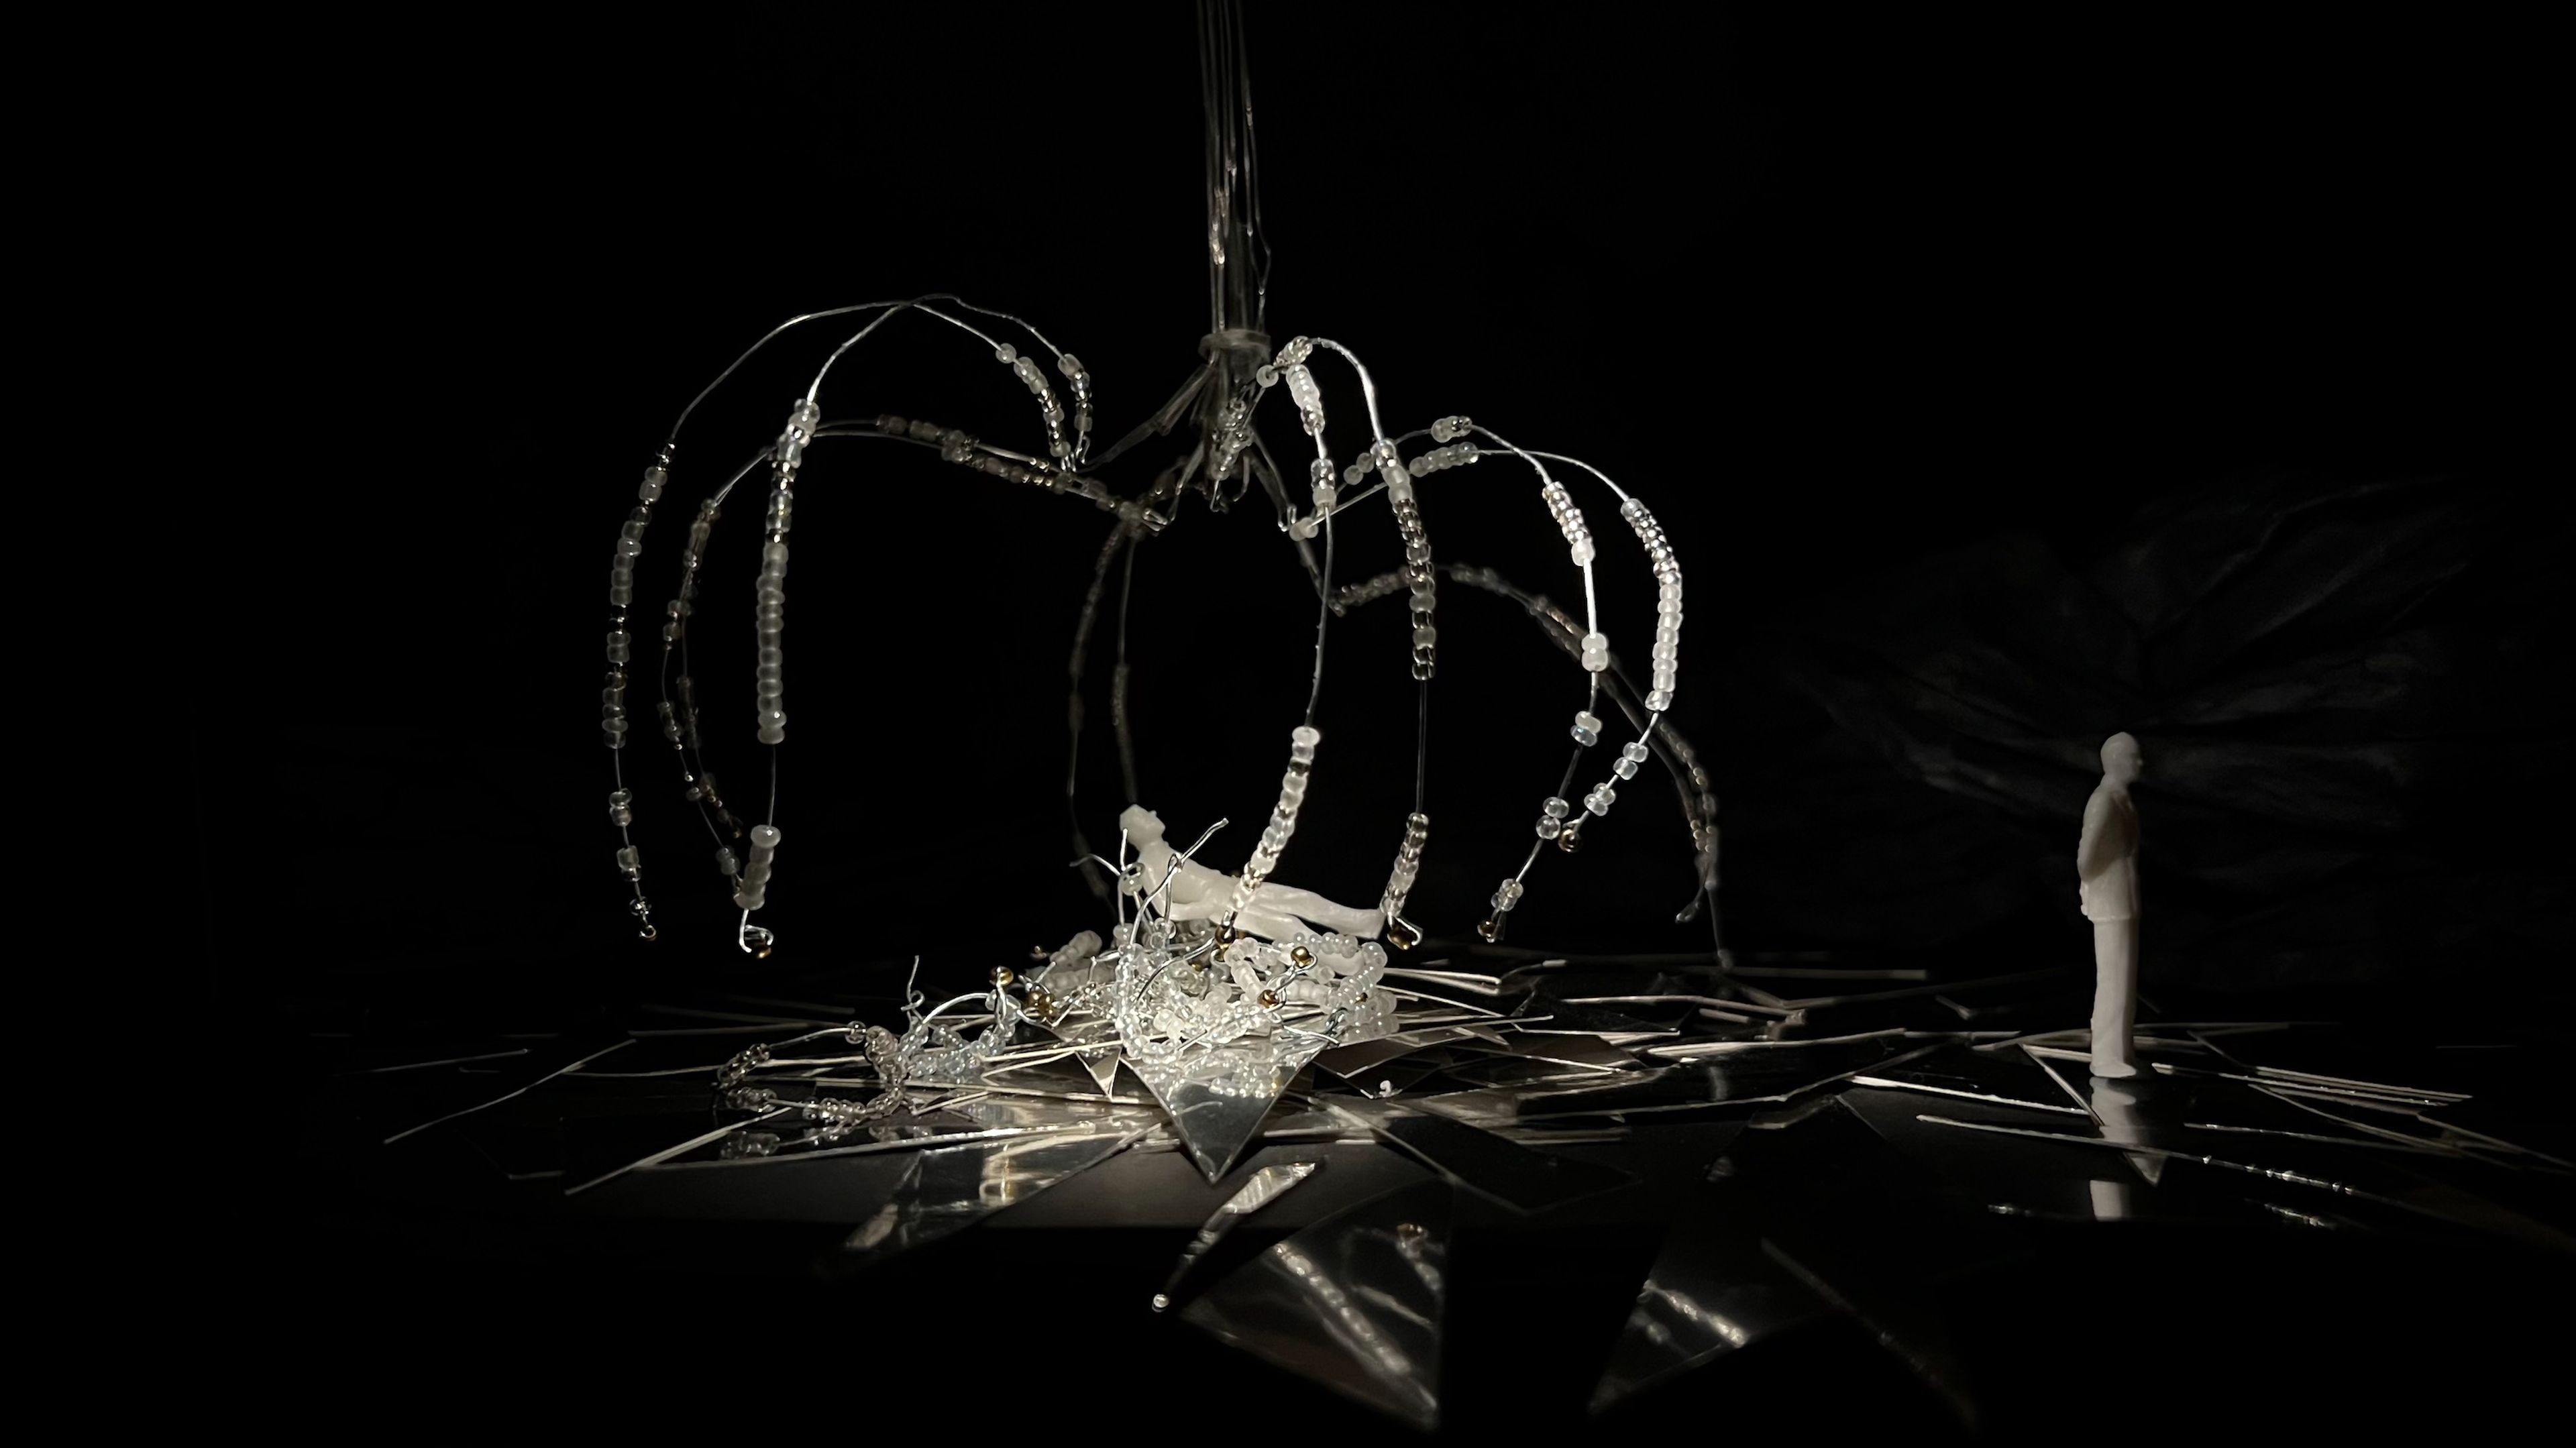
[2087,1074,2161,1221]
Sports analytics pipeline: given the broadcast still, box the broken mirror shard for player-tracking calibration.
[833,1121,1152,1270]
[1328,1097,1634,1213]
[1181,1178,1454,1431]
[1129,1034,1328,1182]
[1154,1160,1323,1311]
[1591,1162,1837,1412]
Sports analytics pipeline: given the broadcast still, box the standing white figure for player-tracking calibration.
[1120,805,1384,942]
[2078,732,2145,1078]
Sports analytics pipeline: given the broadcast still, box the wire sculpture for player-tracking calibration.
[590,4,1721,1127]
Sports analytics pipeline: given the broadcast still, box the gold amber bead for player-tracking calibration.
[1290,946,1313,966]
[1385,920,1419,951]
[1556,830,1585,854]
[1257,989,1281,1009]
[1476,918,1500,942]
[992,964,1016,987]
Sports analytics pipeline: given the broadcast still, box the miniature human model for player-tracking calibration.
[2078,732,2145,1078]
[1120,805,1385,942]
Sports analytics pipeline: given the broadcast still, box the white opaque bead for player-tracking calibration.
[1648,688,1674,711]
[735,824,782,909]
[1284,365,1324,432]
[1381,812,1431,920]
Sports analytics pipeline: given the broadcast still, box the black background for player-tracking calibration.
[215,4,2558,1011]
[184,2,2569,1433]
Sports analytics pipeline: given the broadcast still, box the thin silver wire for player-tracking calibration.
[668,293,1063,444]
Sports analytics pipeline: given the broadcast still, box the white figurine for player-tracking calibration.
[1120,805,1385,942]
[2078,732,2144,1078]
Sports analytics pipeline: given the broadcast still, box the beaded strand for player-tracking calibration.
[600,294,1102,944]
[1622,496,1684,713]
[659,449,765,901]
[600,449,671,939]
[1377,812,1430,948]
